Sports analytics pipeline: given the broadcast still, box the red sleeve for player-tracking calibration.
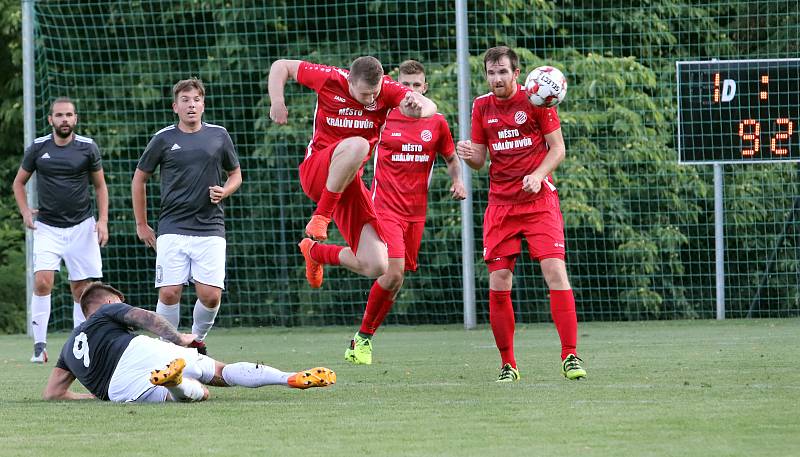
[533,106,561,135]
[470,99,486,145]
[437,115,455,158]
[296,61,335,92]
[380,76,411,107]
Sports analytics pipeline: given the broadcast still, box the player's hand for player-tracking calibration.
[179,333,198,347]
[401,92,423,117]
[21,208,38,230]
[522,174,543,193]
[95,220,109,247]
[136,223,156,250]
[450,180,467,200]
[209,186,227,204]
[270,101,289,125]
[456,140,474,161]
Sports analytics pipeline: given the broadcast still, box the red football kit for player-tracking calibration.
[471,83,564,269]
[371,110,455,270]
[296,61,410,250]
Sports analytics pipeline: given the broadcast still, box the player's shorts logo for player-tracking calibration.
[156,265,163,283]
[514,111,527,124]
[421,130,432,142]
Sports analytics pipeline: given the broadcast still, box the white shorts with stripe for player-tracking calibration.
[155,234,226,289]
[33,217,102,280]
[107,335,216,403]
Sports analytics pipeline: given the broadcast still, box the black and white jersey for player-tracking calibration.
[21,134,103,228]
[137,122,240,238]
[55,302,136,401]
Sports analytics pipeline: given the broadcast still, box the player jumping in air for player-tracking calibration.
[345,60,466,365]
[267,57,436,289]
[456,46,587,382]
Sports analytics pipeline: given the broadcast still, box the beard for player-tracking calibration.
[53,124,74,139]
[492,81,516,98]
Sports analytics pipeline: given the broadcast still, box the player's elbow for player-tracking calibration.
[42,388,62,401]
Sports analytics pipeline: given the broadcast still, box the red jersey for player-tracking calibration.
[471,84,561,205]
[296,61,411,161]
[371,110,455,221]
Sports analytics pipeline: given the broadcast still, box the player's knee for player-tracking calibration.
[339,137,370,163]
[159,287,182,304]
[33,277,53,295]
[489,269,513,290]
[364,258,388,279]
[197,293,221,308]
[382,271,404,291]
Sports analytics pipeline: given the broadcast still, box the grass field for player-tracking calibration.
[1,320,798,457]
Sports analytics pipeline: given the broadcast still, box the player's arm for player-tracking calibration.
[443,153,467,200]
[12,167,36,230]
[456,141,489,170]
[210,166,242,204]
[398,92,437,119]
[131,168,156,249]
[522,128,565,193]
[268,59,302,125]
[43,367,95,401]
[120,306,196,347]
[90,169,109,247]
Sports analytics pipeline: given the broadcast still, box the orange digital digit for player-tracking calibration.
[770,118,794,156]
[738,119,760,157]
[760,74,769,100]
[713,72,721,103]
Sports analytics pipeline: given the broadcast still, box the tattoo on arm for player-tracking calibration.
[207,375,229,387]
[122,307,184,345]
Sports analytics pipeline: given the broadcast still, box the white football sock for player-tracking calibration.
[30,294,51,344]
[156,300,180,328]
[166,378,206,402]
[191,299,219,341]
[72,302,85,327]
[221,362,291,387]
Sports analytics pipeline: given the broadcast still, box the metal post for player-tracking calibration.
[714,164,725,320]
[22,0,37,336]
[455,0,475,329]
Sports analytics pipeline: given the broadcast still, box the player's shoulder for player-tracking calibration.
[151,124,176,139]
[204,122,229,133]
[28,134,52,153]
[472,92,495,108]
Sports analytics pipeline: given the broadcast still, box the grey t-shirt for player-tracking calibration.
[137,123,240,237]
[56,302,136,401]
[21,134,102,228]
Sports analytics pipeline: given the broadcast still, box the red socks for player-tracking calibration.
[310,243,343,265]
[489,289,516,368]
[314,188,342,219]
[550,289,578,360]
[359,281,395,335]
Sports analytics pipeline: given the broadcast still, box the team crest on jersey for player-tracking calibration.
[364,101,378,111]
[514,111,527,124]
[421,130,433,142]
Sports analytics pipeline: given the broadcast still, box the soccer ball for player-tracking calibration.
[524,66,567,107]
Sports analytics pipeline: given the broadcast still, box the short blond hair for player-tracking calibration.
[172,77,206,101]
[80,282,125,316]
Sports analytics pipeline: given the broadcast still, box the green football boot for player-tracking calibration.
[496,363,520,383]
[561,354,587,380]
[344,333,373,365]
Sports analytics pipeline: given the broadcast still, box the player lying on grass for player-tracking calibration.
[42,282,335,402]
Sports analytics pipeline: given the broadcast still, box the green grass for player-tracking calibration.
[1,320,798,456]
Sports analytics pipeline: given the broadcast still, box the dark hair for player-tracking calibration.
[483,46,519,72]
[49,97,76,115]
[172,77,206,101]
[398,60,425,77]
[80,282,125,316]
[349,56,384,86]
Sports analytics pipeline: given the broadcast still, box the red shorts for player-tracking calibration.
[378,211,425,272]
[483,191,566,272]
[299,140,382,253]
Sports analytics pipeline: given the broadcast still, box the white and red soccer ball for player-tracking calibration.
[524,66,567,107]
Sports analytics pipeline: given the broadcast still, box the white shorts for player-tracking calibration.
[33,217,102,280]
[107,335,216,403]
[155,234,226,289]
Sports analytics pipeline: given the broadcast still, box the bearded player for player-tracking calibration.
[456,46,586,382]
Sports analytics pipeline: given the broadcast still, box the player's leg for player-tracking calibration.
[188,359,335,390]
[306,136,371,240]
[29,221,64,363]
[62,217,103,327]
[187,235,226,353]
[526,193,585,380]
[483,204,522,382]
[154,234,191,328]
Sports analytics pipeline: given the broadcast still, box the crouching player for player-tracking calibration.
[43,282,335,402]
